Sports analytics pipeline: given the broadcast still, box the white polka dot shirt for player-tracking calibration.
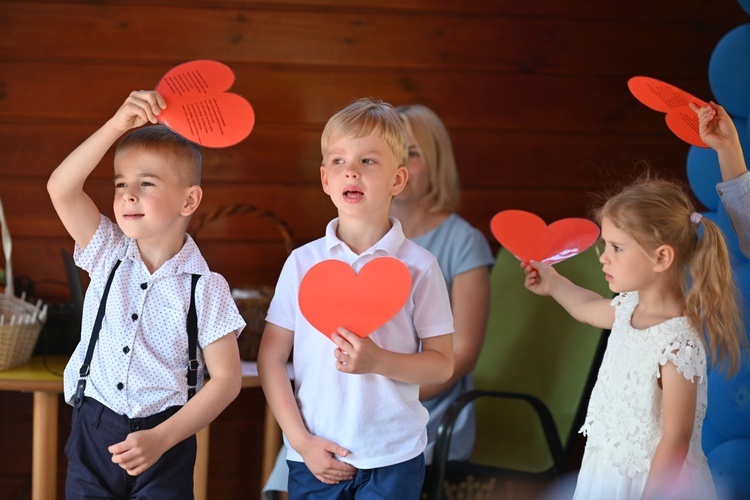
[63,215,246,418]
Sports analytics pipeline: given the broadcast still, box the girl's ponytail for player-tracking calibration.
[685,217,745,376]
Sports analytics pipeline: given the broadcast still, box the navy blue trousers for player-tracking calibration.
[65,397,196,499]
[287,453,425,499]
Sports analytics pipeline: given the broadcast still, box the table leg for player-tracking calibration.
[262,402,281,485]
[195,425,210,500]
[32,391,58,500]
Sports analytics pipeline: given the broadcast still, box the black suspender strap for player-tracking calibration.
[186,274,201,400]
[74,263,202,409]
[74,260,122,409]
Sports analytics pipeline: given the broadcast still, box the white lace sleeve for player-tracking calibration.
[610,292,637,324]
[657,331,707,383]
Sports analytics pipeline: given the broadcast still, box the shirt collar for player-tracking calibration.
[324,217,406,258]
[123,233,211,277]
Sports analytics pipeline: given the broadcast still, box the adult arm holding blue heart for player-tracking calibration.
[691,101,750,258]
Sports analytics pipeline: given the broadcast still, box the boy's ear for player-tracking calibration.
[653,244,675,273]
[390,165,408,197]
[181,185,203,217]
[320,165,330,195]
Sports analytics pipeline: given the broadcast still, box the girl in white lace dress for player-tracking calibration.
[523,178,745,499]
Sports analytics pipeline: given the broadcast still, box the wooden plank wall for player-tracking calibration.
[0,0,744,498]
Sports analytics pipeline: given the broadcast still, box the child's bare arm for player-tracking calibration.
[331,329,454,385]
[108,332,242,476]
[641,362,697,499]
[523,260,614,330]
[47,90,166,248]
[258,323,356,484]
[690,101,748,181]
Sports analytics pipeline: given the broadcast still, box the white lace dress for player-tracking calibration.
[573,292,716,500]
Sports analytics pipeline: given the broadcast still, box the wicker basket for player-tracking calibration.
[232,286,274,361]
[0,197,47,371]
[188,204,293,361]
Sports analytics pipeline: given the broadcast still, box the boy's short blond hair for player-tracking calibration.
[321,98,408,168]
[116,125,202,186]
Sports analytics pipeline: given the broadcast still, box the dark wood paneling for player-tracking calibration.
[6,0,745,24]
[0,0,740,496]
[1,118,690,188]
[0,61,717,133]
[0,3,732,77]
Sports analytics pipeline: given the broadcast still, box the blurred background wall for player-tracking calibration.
[0,1,743,497]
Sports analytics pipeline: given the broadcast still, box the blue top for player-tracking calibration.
[411,213,495,464]
[717,171,750,259]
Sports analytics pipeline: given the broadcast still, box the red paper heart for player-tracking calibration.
[155,60,255,148]
[299,257,412,339]
[628,76,708,148]
[490,210,600,265]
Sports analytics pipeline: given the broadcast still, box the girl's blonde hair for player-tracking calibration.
[321,98,408,168]
[396,104,461,213]
[595,177,745,375]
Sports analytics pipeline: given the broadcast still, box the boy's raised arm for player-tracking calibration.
[47,90,166,248]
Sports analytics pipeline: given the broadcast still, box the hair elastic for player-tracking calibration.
[690,212,703,224]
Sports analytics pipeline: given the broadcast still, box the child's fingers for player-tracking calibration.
[688,101,712,113]
[143,91,166,118]
[333,327,359,348]
[688,101,715,124]
[126,90,163,123]
[108,441,127,455]
[153,91,167,110]
[330,330,353,349]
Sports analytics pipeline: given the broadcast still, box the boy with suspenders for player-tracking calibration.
[48,90,245,498]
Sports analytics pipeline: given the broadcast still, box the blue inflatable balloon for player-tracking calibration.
[702,204,746,266]
[686,147,723,210]
[706,361,750,440]
[707,439,750,499]
[731,261,750,337]
[709,23,750,118]
[700,8,750,491]
[702,419,725,456]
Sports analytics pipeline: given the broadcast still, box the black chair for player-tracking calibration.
[426,248,610,499]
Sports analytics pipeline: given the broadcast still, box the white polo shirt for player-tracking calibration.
[63,215,245,418]
[266,217,454,469]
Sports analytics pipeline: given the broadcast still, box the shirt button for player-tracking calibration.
[117,382,124,390]
[131,313,138,321]
[123,346,130,354]
[140,283,147,290]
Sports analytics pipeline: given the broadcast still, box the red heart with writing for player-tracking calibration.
[490,210,600,265]
[299,257,412,339]
[628,76,708,148]
[155,59,255,148]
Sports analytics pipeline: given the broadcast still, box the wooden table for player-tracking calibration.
[0,356,284,500]
[0,356,66,500]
